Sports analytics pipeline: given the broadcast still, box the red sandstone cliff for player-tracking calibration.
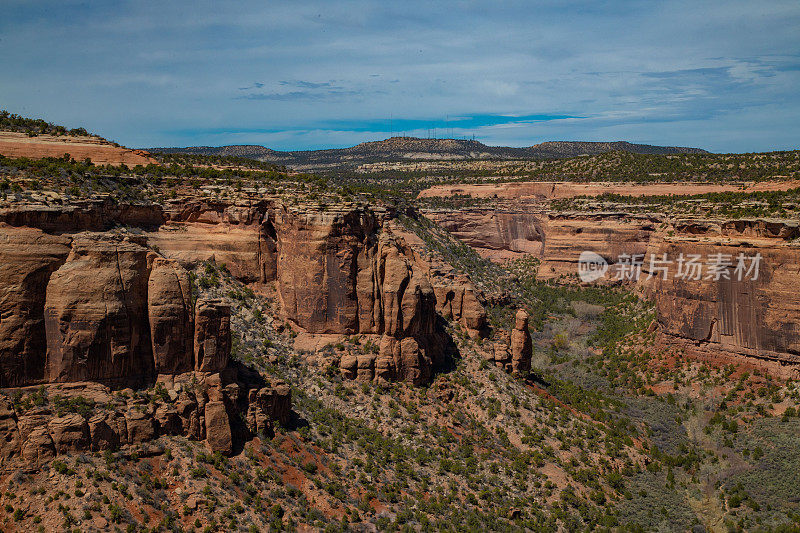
[427,207,800,377]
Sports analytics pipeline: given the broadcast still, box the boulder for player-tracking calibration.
[125,408,156,444]
[356,353,376,382]
[338,354,358,380]
[88,412,120,451]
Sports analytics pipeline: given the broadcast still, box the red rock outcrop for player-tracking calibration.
[203,400,232,455]
[274,207,376,334]
[430,274,487,336]
[274,207,448,384]
[430,206,800,377]
[419,180,800,201]
[642,221,800,377]
[0,371,292,466]
[148,200,277,283]
[194,299,232,373]
[48,414,90,453]
[44,233,154,385]
[486,309,532,374]
[0,200,165,234]
[510,310,532,374]
[0,224,71,386]
[428,209,656,278]
[0,399,20,466]
[0,206,293,461]
[148,257,194,374]
[0,131,156,166]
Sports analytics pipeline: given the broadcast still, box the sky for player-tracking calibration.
[1,0,798,152]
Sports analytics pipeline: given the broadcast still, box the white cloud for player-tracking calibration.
[0,0,797,151]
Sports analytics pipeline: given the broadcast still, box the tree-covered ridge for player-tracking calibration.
[516,150,800,183]
[154,152,287,173]
[0,110,94,138]
[346,149,800,185]
[552,188,800,219]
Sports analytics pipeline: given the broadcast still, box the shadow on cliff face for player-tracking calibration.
[226,361,299,455]
[431,315,461,376]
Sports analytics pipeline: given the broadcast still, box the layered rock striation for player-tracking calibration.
[429,207,800,377]
[0,211,291,459]
[1,198,481,395]
[642,220,800,378]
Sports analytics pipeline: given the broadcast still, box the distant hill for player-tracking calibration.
[0,110,154,166]
[152,137,709,170]
[0,110,96,138]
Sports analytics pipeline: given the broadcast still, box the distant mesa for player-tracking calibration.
[151,137,709,170]
[0,110,155,167]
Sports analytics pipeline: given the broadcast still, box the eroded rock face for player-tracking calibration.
[487,309,532,375]
[0,371,291,467]
[148,200,277,283]
[21,427,55,467]
[194,299,232,373]
[148,257,194,374]
[431,210,546,259]
[275,208,447,384]
[0,225,71,387]
[428,210,656,278]
[0,200,294,463]
[643,234,800,376]
[431,276,487,336]
[432,207,800,377]
[45,234,154,385]
[246,380,291,434]
[48,414,90,454]
[88,412,120,451]
[275,207,376,334]
[510,310,532,374]
[204,400,232,455]
[0,399,20,465]
[370,235,443,385]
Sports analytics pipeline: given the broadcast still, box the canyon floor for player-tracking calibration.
[0,118,799,532]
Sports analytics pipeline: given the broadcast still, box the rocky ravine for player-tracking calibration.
[0,198,489,465]
[428,208,800,378]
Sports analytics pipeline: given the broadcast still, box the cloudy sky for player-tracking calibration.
[1,0,798,152]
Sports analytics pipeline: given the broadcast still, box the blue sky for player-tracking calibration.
[1,0,798,152]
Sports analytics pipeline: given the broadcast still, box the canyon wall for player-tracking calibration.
[419,180,800,201]
[151,202,463,385]
[429,209,656,277]
[428,208,800,377]
[0,200,289,460]
[1,199,465,393]
[642,220,800,377]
